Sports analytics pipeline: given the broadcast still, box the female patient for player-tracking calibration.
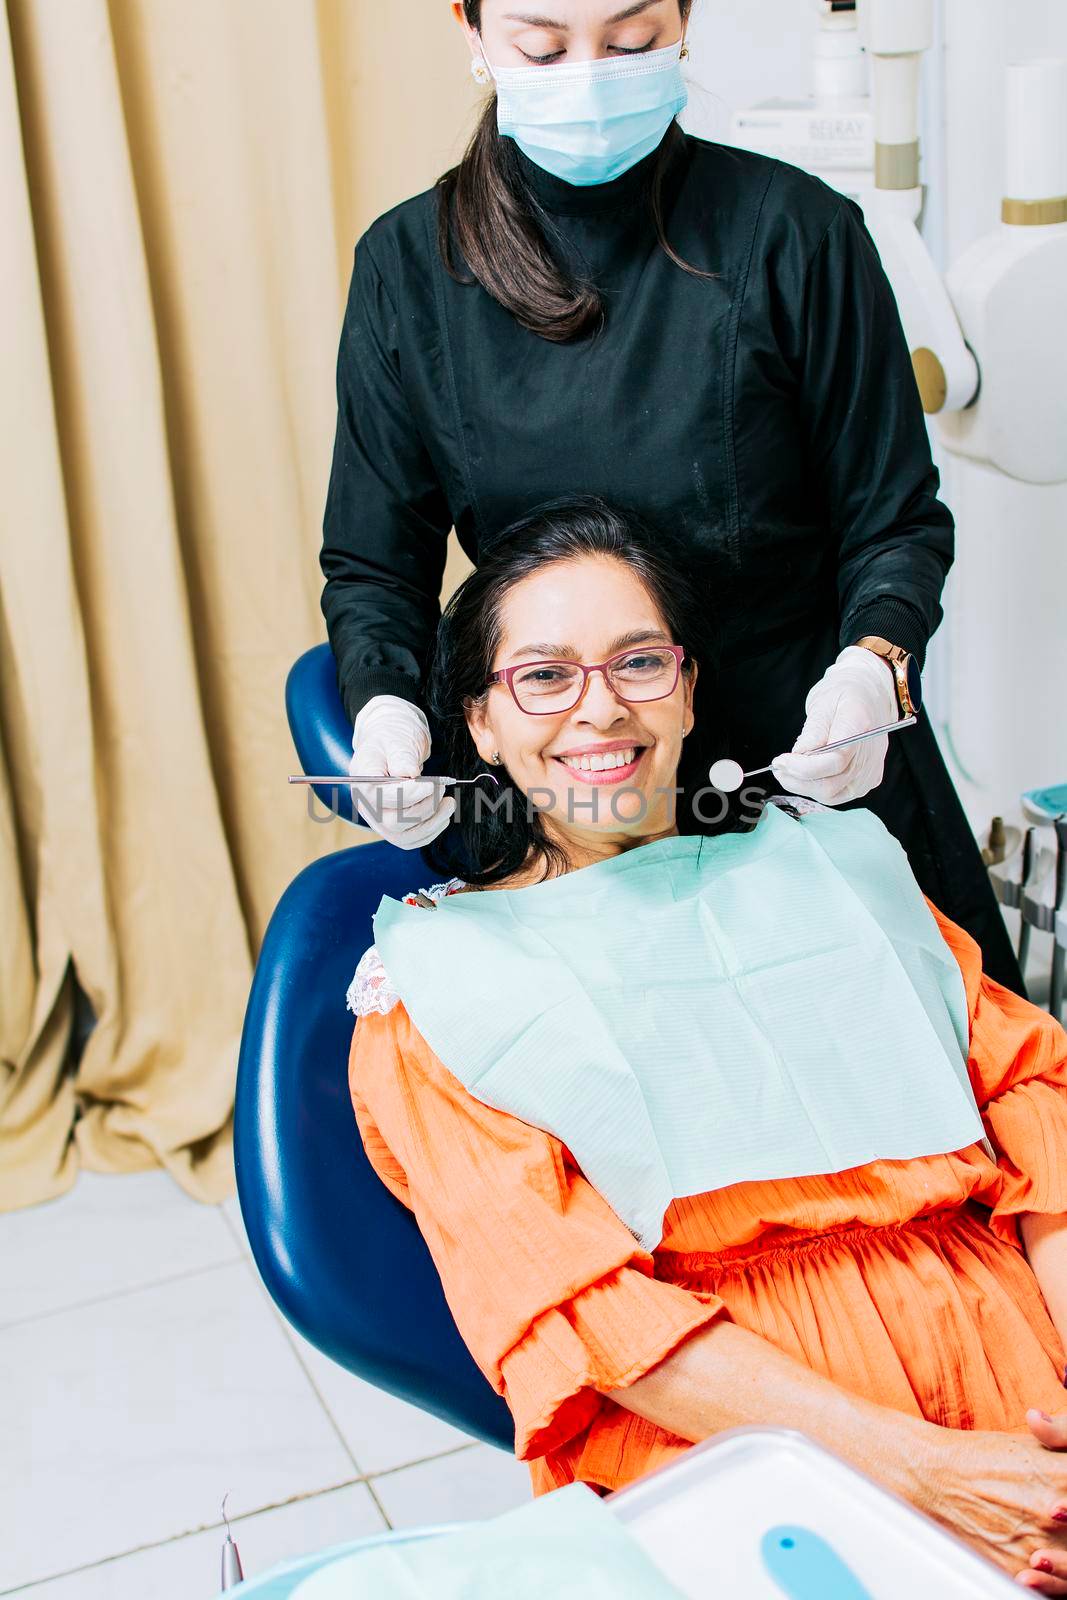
[347,496,1067,1590]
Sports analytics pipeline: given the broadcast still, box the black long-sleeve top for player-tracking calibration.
[319,130,953,778]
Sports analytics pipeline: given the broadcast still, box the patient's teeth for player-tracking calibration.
[560,748,637,772]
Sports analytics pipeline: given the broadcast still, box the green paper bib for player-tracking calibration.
[373,804,988,1249]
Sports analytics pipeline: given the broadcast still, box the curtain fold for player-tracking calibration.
[0,0,476,1211]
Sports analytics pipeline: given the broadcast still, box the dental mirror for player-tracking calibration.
[709,714,917,793]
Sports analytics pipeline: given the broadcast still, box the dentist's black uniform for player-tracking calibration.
[320,125,1025,996]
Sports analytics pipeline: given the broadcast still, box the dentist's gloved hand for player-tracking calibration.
[349,694,455,849]
[769,645,898,806]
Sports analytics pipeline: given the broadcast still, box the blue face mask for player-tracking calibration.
[481,38,689,188]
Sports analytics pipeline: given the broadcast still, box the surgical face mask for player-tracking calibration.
[479,39,689,188]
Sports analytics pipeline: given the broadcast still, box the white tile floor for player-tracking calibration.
[3,1172,531,1599]
[6,924,1054,1598]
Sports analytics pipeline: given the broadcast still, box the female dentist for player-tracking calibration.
[319,0,1025,997]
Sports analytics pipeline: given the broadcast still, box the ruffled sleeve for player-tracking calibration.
[348,1004,725,1460]
[926,896,1067,1245]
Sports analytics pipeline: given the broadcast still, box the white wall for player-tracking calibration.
[684,1,1066,863]
[933,0,1066,850]
[942,0,1067,257]
[683,0,813,141]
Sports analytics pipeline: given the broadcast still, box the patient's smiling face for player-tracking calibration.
[466,555,696,868]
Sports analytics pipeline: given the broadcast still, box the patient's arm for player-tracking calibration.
[924,899,1067,1264]
[605,1319,1067,1586]
[1021,1211,1067,1354]
[603,1317,925,1501]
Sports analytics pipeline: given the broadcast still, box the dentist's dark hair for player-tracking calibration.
[423,494,739,888]
[437,1,711,343]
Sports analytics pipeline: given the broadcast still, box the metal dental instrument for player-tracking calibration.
[1017,825,1037,974]
[288,772,502,787]
[1051,816,1067,1019]
[709,714,918,793]
[219,1493,244,1592]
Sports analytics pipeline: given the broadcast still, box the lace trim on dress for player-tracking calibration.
[345,797,830,1017]
[346,877,466,1017]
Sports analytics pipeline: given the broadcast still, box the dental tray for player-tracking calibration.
[230,1428,1018,1598]
[609,1427,1017,1596]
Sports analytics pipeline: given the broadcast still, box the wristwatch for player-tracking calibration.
[853,635,922,718]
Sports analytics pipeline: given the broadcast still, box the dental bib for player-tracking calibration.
[371,804,989,1249]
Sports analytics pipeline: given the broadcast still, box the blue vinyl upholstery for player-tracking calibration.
[285,643,361,825]
[234,645,513,1449]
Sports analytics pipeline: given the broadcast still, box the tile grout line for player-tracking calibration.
[211,1221,375,1499]
[0,1251,244,1334]
[217,1245,371,1485]
[361,1477,393,1531]
[3,1197,485,1594]
[275,1307,487,1509]
[269,1297,372,1485]
[224,1206,484,1524]
[368,1439,481,1482]
[0,1447,484,1596]
[0,1479,370,1598]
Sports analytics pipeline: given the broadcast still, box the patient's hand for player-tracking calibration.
[918,1408,1067,1590]
[1014,1411,1067,1591]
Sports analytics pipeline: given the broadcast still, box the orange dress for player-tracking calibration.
[348,894,1067,1497]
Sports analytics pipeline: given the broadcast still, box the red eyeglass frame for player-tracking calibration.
[486,644,687,715]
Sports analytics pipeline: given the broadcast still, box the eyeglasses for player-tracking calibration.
[487,645,686,716]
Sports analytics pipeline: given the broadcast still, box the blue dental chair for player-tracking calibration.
[234,643,514,1449]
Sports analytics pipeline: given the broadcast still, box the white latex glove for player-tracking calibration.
[349,694,455,849]
[769,645,899,806]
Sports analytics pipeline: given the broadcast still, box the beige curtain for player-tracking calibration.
[0,0,479,1211]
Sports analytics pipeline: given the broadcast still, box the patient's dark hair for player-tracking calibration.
[423,494,754,888]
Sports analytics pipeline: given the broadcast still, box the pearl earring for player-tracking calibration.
[490,751,501,764]
[471,58,491,84]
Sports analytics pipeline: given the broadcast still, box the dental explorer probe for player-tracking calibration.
[708,714,917,794]
[288,772,503,787]
[290,724,918,794]
[219,1493,244,1592]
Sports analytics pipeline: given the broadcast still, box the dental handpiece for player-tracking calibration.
[709,714,917,793]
